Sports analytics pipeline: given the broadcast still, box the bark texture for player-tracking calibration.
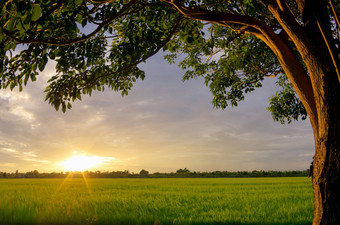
[312,69,340,224]
[299,2,340,223]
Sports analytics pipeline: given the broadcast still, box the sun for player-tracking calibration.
[59,153,108,172]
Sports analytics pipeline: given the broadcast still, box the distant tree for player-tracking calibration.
[139,169,149,176]
[176,168,190,174]
[1,1,340,224]
[25,170,40,178]
[32,170,39,176]
[123,170,130,176]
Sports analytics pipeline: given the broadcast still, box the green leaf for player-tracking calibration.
[75,0,83,6]
[54,102,60,111]
[38,59,46,71]
[31,63,37,72]
[62,102,66,112]
[5,18,15,32]
[16,21,24,33]
[49,51,55,60]
[10,82,16,90]
[24,13,32,25]
[24,74,30,85]
[67,102,72,109]
[31,74,37,82]
[32,4,42,22]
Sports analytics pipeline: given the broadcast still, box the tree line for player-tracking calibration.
[0,168,310,179]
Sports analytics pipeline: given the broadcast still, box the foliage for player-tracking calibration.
[139,169,149,175]
[267,75,307,124]
[0,0,314,122]
[0,0,179,111]
[176,168,191,174]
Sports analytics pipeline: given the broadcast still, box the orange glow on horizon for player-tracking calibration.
[58,152,114,172]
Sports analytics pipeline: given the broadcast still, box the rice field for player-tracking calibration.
[0,177,313,225]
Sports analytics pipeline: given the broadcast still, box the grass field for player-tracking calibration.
[0,177,313,225]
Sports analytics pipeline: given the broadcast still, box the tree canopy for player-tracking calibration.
[0,0,318,123]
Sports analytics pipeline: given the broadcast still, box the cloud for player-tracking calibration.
[0,91,30,101]
[1,147,50,164]
[0,163,17,169]
[0,89,38,129]
[10,106,35,122]
[0,52,315,172]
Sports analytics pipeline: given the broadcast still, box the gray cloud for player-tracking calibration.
[0,53,314,173]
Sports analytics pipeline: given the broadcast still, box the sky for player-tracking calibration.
[0,53,315,173]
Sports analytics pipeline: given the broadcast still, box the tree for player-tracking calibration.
[0,0,339,224]
[139,169,149,175]
[176,168,190,174]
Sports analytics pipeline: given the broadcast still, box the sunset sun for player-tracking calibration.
[59,153,114,172]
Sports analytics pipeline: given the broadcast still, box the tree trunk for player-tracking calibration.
[313,140,340,224]
[311,68,340,225]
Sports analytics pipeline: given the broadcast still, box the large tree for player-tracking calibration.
[0,0,339,224]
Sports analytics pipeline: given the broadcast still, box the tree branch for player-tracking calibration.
[3,0,140,46]
[81,14,183,90]
[163,0,318,135]
[33,0,64,25]
[316,18,340,83]
[263,0,320,134]
[161,0,258,29]
[90,0,115,3]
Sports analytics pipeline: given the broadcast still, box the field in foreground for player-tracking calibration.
[0,177,313,225]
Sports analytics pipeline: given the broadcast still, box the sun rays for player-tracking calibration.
[53,170,94,201]
[53,151,115,199]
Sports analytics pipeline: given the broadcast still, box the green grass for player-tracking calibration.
[0,177,313,225]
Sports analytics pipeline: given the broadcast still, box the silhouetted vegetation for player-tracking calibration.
[0,168,309,179]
